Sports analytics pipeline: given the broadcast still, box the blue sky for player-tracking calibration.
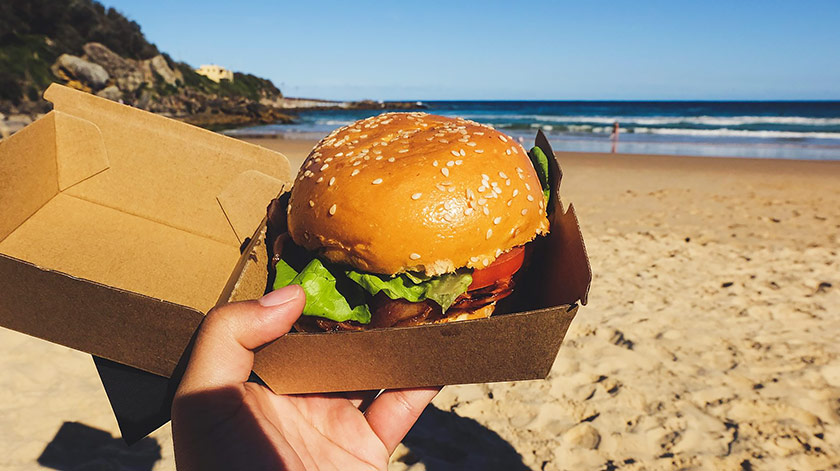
[101,0,839,101]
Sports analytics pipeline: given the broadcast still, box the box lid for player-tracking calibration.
[0,83,291,378]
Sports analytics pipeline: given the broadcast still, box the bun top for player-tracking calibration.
[287,112,550,276]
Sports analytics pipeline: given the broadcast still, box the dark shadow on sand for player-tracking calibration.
[399,405,529,471]
[37,422,161,471]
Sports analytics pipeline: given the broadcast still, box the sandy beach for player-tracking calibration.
[1,136,838,470]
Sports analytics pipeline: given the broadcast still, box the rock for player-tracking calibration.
[563,423,601,449]
[149,55,182,86]
[96,85,122,102]
[82,42,145,93]
[51,54,109,90]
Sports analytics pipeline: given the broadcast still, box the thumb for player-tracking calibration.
[176,285,304,396]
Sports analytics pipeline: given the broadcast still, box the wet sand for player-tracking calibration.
[1,136,838,470]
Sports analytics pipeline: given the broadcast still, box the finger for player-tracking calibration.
[176,285,304,397]
[344,390,379,410]
[364,387,440,454]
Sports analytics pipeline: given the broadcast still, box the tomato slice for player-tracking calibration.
[468,246,525,290]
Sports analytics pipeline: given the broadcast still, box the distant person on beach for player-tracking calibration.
[610,121,619,153]
[171,285,438,470]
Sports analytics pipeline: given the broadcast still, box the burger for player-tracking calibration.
[267,112,553,332]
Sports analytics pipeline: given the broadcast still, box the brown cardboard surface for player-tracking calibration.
[253,306,577,393]
[0,254,201,378]
[0,83,291,375]
[0,113,58,242]
[0,193,237,312]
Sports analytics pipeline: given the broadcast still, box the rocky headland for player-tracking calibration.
[0,0,422,135]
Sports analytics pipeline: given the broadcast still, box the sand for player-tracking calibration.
[1,136,839,470]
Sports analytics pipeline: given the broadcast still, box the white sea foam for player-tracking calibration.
[631,127,840,140]
[448,112,840,128]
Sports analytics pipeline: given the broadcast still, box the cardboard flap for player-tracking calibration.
[43,84,292,246]
[536,129,592,305]
[217,171,286,244]
[0,113,59,242]
[54,110,109,191]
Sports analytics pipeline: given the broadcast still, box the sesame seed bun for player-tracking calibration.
[287,112,550,276]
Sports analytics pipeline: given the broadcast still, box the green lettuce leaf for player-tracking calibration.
[345,270,425,302]
[274,258,371,324]
[345,269,473,312]
[422,273,475,312]
[528,146,551,205]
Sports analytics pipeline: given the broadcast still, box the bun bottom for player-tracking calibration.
[431,303,496,324]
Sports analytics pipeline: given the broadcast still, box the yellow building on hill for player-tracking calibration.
[195,64,234,83]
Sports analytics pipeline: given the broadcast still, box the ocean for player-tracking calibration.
[226,101,840,160]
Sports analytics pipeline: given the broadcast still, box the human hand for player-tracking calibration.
[172,285,439,470]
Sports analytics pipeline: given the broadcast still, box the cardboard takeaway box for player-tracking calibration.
[0,84,591,442]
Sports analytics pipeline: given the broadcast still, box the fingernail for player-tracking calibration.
[258,285,300,307]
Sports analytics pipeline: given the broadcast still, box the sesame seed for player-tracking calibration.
[388,157,395,162]
[335,152,344,157]
[505,149,511,155]
[351,169,360,176]
[512,189,519,197]
[410,253,421,260]
[433,160,438,167]
[317,176,324,183]
[399,149,409,153]
[441,167,450,177]
[455,160,463,165]
[459,149,465,156]
[527,194,534,201]
[309,200,315,207]
[482,258,490,267]
[440,139,449,144]
[470,256,479,263]
[496,249,503,257]
[320,164,329,171]
[478,198,487,205]
[372,178,383,185]
[525,183,531,191]
[329,177,336,186]
[447,160,455,167]
[493,216,502,224]
[499,171,508,179]
[467,142,477,147]
[499,135,508,143]
[329,204,337,215]
[486,229,493,239]
[411,192,422,200]
[521,208,528,215]
[506,179,511,186]
[511,146,519,154]
[493,187,502,194]
[483,206,490,215]
[475,149,484,154]
[507,200,513,206]
[450,150,459,157]
[481,174,490,181]
[474,131,484,135]
[466,189,475,199]
[465,207,474,216]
